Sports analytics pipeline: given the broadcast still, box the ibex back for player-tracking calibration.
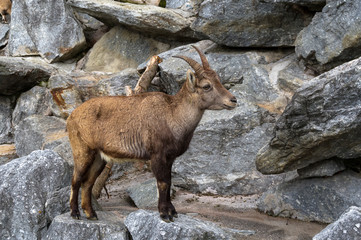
[67,46,237,222]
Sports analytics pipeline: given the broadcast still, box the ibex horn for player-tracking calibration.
[191,45,210,70]
[173,55,205,80]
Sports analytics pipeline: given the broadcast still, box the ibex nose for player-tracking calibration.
[230,96,237,104]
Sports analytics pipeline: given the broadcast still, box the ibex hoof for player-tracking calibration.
[70,210,81,220]
[85,211,98,220]
[160,214,174,223]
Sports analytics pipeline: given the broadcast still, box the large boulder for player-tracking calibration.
[124,209,255,240]
[295,0,361,73]
[257,170,361,223]
[14,115,67,157]
[313,206,361,240]
[67,0,196,39]
[256,56,361,174]
[8,0,86,63]
[45,211,128,240]
[48,69,139,118]
[190,0,313,47]
[81,26,172,73]
[0,57,54,96]
[0,150,72,240]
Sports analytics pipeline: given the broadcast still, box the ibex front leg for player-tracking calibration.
[151,156,177,222]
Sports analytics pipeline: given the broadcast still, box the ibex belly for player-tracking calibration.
[99,151,144,163]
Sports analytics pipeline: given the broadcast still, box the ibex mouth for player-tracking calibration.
[223,103,237,110]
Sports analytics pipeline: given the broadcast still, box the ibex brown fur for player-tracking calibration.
[0,0,11,24]
[67,46,237,222]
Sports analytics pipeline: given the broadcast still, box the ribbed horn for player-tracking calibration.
[192,45,210,70]
[173,55,205,79]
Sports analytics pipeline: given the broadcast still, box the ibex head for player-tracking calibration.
[174,46,237,110]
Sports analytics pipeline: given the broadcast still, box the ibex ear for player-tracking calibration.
[186,69,196,93]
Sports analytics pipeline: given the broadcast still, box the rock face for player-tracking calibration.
[313,206,361,240]
[191,0,313,47]
[257,170,361,223]
[8,0,86,63]
[45,211,129,240]
[0,57,54,96]
[0,150,71,240]
[256,56,361,174]
[82,26,171,72]
[124,209,254,240]
[0,96,14,144]
[67,0,195,38]
[295,0,361,72]
[0,24,9,48]
[14,115,67,157]
[12,86,52,127]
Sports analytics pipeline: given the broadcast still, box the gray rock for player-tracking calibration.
[277,58,313,93]
[0,96,13,144]
[48,71,114,118]
[67,0,195,38]
[191,0,313,47]
[313,206,361,240]
[261,0,326,11]
[48,69,140,118]
[0,150,72,240]
[95,68,140,96]
[295,0,361,73]
[297,158,346,179]
[45,211,129,240]
[256,56,361,174]
[8,0,86,63]
[166,0,203,14]
[14,115,67,157]
[82,26,171,73]
[0,24,9,48]
[257,170,361,223]
[0,56,53,95]
[126,179,159,209]
[125,209,254,240]
[12,86,52,127]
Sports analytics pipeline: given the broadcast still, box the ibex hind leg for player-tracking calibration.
[80,152,105,220]
[69,138,96,219]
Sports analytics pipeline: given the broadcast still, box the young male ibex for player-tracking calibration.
[0,0,11,24]
[67,46,237,222]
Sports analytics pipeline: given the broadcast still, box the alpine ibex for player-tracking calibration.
[0,0,11,24]
[67,46,237,222]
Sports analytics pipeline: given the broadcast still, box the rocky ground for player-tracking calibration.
[98,170,327,240]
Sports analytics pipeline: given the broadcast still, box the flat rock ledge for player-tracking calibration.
[45,210,255,240]
[45,211,129,240]
[124,209,255,240]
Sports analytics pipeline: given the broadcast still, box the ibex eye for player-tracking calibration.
[202,84,211,91]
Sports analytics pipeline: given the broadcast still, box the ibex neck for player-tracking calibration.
[170,86,204,139]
